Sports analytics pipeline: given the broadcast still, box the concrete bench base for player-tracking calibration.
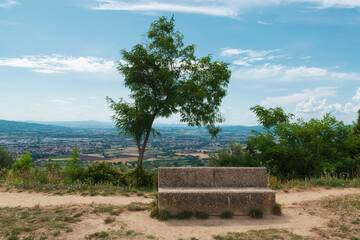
[158,187,276,215]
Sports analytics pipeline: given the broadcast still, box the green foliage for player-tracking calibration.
[208,140,259,167]
[172,211,193,220]
[194,211,209,219]
[83,162,125,185]
[249,209,263,219]
[272,203,282,216]
[63,148,84,183]
[220,211,233,219]
[12,152,33,172]
[157,210,172,221]
[107,16,231,167]
[248,106,360,179]
[150,206,159,218]
[0,146,15,169]
[250,105,294,129]
[124,166,157,188]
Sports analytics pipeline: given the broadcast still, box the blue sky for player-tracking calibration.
[1,0,360,126]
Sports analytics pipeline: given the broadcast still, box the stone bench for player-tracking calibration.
[158,167,276,216]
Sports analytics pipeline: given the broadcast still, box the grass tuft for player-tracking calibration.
[249,209,263,219]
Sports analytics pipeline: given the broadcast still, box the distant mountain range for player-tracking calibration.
[27,120,115,129]
[0,119,263,133]
[0,120,73,133]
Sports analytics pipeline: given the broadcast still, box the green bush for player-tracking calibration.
[249,209,263,219]
[194,211,209,219]
[173,211,193,220]
[124,166,157,188]
[83,162,125,185]
[272,204,282,216]
[220,211,233,219]
[150,206,159,218]
[12,152,33,172]
[157,210,171,221]
[63,148,84,183]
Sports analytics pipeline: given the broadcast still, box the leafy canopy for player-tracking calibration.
[107,16,231,166]
[247,106,359,179]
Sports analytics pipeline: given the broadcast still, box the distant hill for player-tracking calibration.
[1,119,263,134]
[29,120,114,129]
[0,120,73,133]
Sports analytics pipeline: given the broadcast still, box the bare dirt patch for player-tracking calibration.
[1,188,360,240]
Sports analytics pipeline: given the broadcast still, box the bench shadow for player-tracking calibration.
[160,214,294,227]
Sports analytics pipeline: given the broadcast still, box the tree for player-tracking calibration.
[0,146,15,169]
[107,16,231,167]
[247,106,357,179]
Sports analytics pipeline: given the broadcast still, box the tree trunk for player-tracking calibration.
[137,115,156,167]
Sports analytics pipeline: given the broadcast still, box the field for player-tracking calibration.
[35,146,211,168]
[1,187,360,239]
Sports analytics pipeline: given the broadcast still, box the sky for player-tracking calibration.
[1,0,360,126]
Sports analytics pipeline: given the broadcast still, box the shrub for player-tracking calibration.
[104,217,115,224]
[272,203,282,216]
[124,166,157,188]
[249,209,263,219]
[157,210,171,221]
[12,152,33,172]
[63,148,84,183]
[83,162,125,185]
[150,206,159,218]
[194,211,209,219]
[220,211,233,219]
[173,211,193,220]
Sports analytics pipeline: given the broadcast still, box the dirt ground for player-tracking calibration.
[1,188,360,240]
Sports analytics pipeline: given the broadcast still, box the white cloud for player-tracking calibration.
[257,20,272,25]
[292,0,360,8]
[91,0,239,18]
[67,97,79,101]
[232,63,360,82]
[48,100,71,104]
[296,87,360,114]
[0,0,19,8]
[262,87,337,106]
[221,48,283,66]
[0,55,116,74]
[90,0,360,18]
[352,88,360,102]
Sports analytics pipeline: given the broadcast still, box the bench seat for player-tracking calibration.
[158,187,275,215]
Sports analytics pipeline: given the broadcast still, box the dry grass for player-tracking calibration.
[301,193,360,239]
[0,205,84,239]
[0,203,156,240]
[213,229,309,240]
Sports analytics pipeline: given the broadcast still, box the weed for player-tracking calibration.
[213,229,308,240]
[272,203,282,216]
[104,217,115,224]
[194,211,209,219]
[157,210,171,221]
[126,202,151,211]
[249,209,263,219]
[220,211,233,219]
[173,211,193,220]
[86,231,109,239]
[150,206,159,218]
